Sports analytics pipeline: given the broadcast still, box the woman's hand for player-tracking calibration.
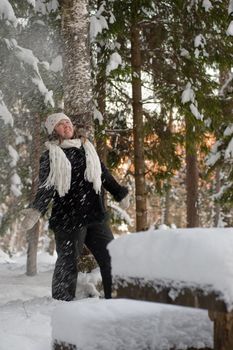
[119,194,130,210]
[20,208,41,231]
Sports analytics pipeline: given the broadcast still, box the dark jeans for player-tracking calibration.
[52,221,114,301]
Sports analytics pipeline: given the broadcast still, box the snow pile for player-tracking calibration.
[0,251,56,305]
[0,244,213,350]
[93,106,103,124]
[108,227,233,310]
[109,202,133,226]
[3,38,54,108]
[194,33,207,58]
[0,0,17,25]
[0,91,14,126]
[50,55,63,72]
[26,0,35,7]
[10,172,22,197]
[207,124,233,165]
[180,48,190,58]
[181,82,203,121]
[90,14,108,41]
[7,144,22,197]
[181,82,195,104]
[52,298,212,350]
[225,137,233,159]
[227,21,233,36]
[8,145,19,167]
[0,249,14,264]
[13,42,54,106]
[206,140,222,166]
[106,52,122,75]
[189,103,203,120]
[75,268,102,299]
[90,2,109,41]
[0,297,59,350]
[219,72,233,96]
[224,123,233,136]
[35,0,59,14]
[202,0,213,12]
[227,1,233,35]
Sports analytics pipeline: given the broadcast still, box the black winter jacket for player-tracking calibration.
[31,146,128,232]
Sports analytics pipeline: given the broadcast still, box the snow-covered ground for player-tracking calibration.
[0,248,213,350]
[0,251,57,350]
[0,250,100,350]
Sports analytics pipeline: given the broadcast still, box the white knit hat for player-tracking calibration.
[45,113,71,135]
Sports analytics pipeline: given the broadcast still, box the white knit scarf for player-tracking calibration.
[42,139,102,197]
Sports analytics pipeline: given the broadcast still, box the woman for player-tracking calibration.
[22,112,129,301]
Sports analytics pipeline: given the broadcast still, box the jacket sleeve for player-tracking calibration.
[101,162,128,202]
[30,151,55,215]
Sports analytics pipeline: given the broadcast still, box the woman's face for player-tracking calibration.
[54,119,74,139]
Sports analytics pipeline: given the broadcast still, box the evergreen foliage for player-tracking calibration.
[1,0,233,242]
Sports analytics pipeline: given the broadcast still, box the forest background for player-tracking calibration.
[0,0,233,273]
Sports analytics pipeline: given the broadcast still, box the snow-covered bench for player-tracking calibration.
[52,298,212,350]
[108,227,233,350]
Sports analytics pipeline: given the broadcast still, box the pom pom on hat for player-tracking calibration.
[45,113,71,135]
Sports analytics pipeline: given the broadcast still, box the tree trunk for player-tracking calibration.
[60,0,95,272]
[26,113,41,276]
[95,45,107,164]
[60,0,93,128]
[26,221,40,276]
[213,167,221,227]
[214,67,232,227]
[95,45,108,212]
[185,117,199,228]
[164,187,171,226]
[164,111,173,227]
[131,5,147,232]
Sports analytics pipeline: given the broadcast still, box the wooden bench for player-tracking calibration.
[113,276,233,350]
[52,298,213,350]
[108,228,233,350]
[53,342,76,350]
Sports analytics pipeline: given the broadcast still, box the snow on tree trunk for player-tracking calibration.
[26,113,41,276]
[185,116,199,228]
[131,6,147,232]
[60,0,93,128]
[95,46,107,164]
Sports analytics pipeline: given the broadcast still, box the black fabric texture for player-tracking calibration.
[31,146,128,231]
[30,144,128,300]
[52,221,114,300]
